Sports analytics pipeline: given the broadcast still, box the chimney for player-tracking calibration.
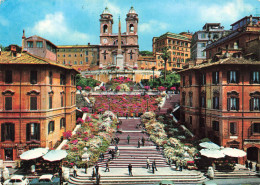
[11,45,17,57]
[22,29,26,51]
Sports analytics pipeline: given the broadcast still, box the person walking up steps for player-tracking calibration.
[146,157,150,169]
[104,161,110,172]
[128,164,133,176]
[142,136,145,146]
[137,138,141,148]
[127,135,130,144]
[153,159,158,171]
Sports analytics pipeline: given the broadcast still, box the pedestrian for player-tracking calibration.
[156,145,160,151]
[105,161,110,172]
[73,165,77,177]
[95,164,99,174]
[153,159,158,171]
[91,168,96,180]
[158,106,161,112]
[137,139,141,148]
[249,161,253,170]
[111,138,115,145]
[126,113,128,119]
[116,149,120,158]
[127,135,130,144]
[128,164,133,176]
[115,145,118,152]
[101,153,104,161]
[111,150,115,160]
[85,162,88,173]
[152,162,155,174]
[141,137,145,146]
[255,163,259,172]
[179,160,183,171]
[59,167,63,184]
[96,173,101,185]
[245,160,249,168]
[146,157,150,169]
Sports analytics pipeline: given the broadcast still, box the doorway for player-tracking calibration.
[5,148,13,161]
[247,147,259,162]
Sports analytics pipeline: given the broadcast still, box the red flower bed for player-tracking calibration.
[90,95,161,116]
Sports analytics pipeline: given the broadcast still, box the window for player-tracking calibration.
[201,33,206,39]
[36,41,43,48]
[86,57,89,63]
[230,122,237,135]
[80,61,83,65]
[200,117,205,128]
[60,118,66,129]
[103,25,108,33]
[212,121,219,131]
[61,94,64,107]
[74,61,77,65]
[49,71,53,85]
[85,51,88,55]
[60,73,66,85]
[250,91,260,111]
[27,41,33,48]
[30,96,37,110]
[5,97,12,110]
[212,71,219,84]
[68,54,71,57]
[189,92,193,107]
[182,76,185,87]
[182,92,186,106]
[213,91,220,109]
[49,95,52,109]
[26,123,40,141]
[227,91,239,111]
[189,116,192,125]
[189,74,192,86]
[201,43,206,47]
[63,54,65,57]
[252,123,260,134]
[201,73,206,85]
[30,71,37,84]
[74,54,77,57]
[200,91,206,108]
[5,70,12,84]
[1,123,15,141]
[227,71,239,83]
[129,24,134,32]
[250,71,260,84]
[48,121,54,134]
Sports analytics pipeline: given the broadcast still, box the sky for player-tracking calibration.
[0,0,259,51]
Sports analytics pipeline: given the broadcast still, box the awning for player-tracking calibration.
[221,148,246,158]
[200,149,225,159]
[42,150,68,162]
[199,142,220,150]
[20,148,49,160]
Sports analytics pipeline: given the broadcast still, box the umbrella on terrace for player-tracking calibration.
[20,148,49,160]
[221,148,246,158]
[199,142,220,150]
[200,149,225,159]
[42,150,68,162]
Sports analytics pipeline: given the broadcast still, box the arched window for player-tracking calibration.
[26,123,40,141]
[103,25,108,33]
[129,24,134,32]
[60,118,66,129]
[48,121,55,134]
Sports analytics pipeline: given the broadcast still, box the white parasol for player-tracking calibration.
[20,148,49,160]
[42,150,68,162]
[199,142,220,150]
[200,149,225,159]
[221,148,246,158]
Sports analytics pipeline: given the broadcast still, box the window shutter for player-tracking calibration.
[216,72,219,84]
[236,71,240,83]
[250,98,253,111]
[10,123,14,141]
[227,98,230,111]
[213,97,215,109]
[1,124,5,142]
[236,98,239,111]
[26,124,30,141]
[250,72,253,84]
[212,72,215,84]
[36,124,40,140]
[216,97,219,109]
[227,71,230,84]
[234,123,237,134]
[48,122,50,134]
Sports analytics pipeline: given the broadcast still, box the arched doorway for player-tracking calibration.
[247,147,259,162]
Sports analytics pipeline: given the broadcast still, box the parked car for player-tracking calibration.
[29,174,60,185]
[3,175,29,185]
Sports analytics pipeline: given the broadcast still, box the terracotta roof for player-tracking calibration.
[157,32,191,41]
[57,45,98,48]
[0,51,79,72]
[178,57,260,73]
[26,35,57,48]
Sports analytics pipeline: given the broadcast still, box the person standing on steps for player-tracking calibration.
[249,161,253,170]
[96,173,101,185]
[153,159,158,171]
[146,157,150,169]
[95,164,99,175]
[137,138,141,148]
[128,164,133,176]
[85,162,88,174]
[142,136,145,146]
[91,168,96,180]
[104,161,110,172]
[152,162,155,174]
[245,160,249,169]
[127,135,130,144]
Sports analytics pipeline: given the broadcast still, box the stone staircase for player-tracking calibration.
[214,170,258,179]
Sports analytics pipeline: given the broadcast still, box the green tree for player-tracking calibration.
[76,74,101,88]
[139,50,153,56]
[148,72,180,89]
[160,47,170,81]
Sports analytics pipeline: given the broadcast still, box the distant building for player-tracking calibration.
[205,16,260,60]
[0,43,78,162]
[153,32,192,70]
[191,23,228,65]
[179,57,260,164]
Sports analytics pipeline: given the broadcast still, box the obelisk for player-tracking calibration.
[116,17,124,70]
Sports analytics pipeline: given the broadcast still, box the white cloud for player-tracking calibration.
[199,0,254,23]
[139,20,169,33]
[29,12,89,44]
